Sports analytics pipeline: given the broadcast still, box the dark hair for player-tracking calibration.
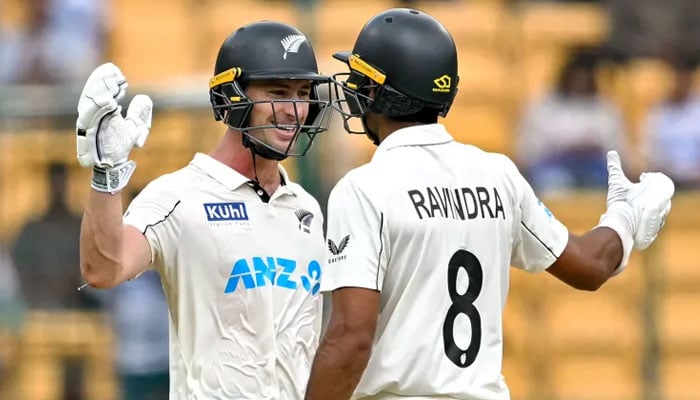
[556,46,601,96]
[390,107,440,124]
[667,52,698,73]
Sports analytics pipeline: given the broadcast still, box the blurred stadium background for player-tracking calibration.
[0,0,699,399]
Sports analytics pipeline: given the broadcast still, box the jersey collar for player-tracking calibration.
[190,152,293,194]
[374,123,454,157]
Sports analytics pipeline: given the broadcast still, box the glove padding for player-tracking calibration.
[605,150,675,249]
[75,63,152,193]
[598,150,675,274]
[627,172,674,249]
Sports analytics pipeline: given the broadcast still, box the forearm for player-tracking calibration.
[548,229,622,291]
[305,332,372,400]
[580,227,623,278]
[80,190,125,288]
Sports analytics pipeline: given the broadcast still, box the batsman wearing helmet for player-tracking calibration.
[76,21,332,399]
[305,8,675,400]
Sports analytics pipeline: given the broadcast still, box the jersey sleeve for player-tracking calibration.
[123,177,181,271]
[508,163,569,273]
[321,175,387,292]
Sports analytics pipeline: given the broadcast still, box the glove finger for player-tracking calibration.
[125,94,153,148]
[606,150,631,184]
[79,63,127,108]
[77,63,127,130]
[76,135,97,167]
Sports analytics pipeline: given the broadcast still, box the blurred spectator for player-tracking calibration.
[0,245,24,391]
[0,0,107,85]
[642,55,700,190]
[0,245,24,334]
[11,162,97,400]
[517,47,627,193]
[604,0,700,62]
[11,162,96,310]
[104,270,169,400]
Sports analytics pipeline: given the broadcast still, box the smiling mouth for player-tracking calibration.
[273,126,298,141]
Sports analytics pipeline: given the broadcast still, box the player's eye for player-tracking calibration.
[269,90,287,98]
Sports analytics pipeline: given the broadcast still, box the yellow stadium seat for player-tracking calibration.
[443,103,513,156]
[614,59,673,140]
[458,47,513,101]
[661,354,700,400]
[517,2,609,46]
[111,0,201,83]
[418,0,509,47]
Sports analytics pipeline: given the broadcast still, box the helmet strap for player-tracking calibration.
[360,113,381,146]
[241,132,288,161]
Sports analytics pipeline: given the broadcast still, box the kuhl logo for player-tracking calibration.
[281,34,306,60]
[224,256,322,295]
[328,235,350,255]
[295,209,314,234]
[204,202,248,221]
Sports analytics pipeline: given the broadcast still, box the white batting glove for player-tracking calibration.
[597,150,675,274]
[76,63,152,194]
[604,150,632,206]
[597,150,636,274]
[627,172,674,249]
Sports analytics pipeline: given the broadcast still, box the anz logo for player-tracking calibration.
[224,257,322,295]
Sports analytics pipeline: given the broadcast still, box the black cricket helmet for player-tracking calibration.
[331,8,459,135]
[209,21,332,160]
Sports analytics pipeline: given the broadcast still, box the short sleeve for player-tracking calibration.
[123,179,181,268]
[509,167,569,273]
[321,176,386,292]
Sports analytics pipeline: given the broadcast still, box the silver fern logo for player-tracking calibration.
[294,209,314,233]
[280,34,306,60]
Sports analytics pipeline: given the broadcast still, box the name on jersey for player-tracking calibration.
[407,186,505,220]
[224,256,322,295]
[204,202,249,221]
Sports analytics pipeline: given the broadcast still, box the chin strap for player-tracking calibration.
[241,133,287,161]
[361,114,380,146]
[246,143,273,203]
[248,145,260,183]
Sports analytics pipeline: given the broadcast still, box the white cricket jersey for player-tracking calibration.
[322,124,569,400]
[123,153,325,400]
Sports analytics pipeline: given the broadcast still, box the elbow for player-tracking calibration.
[351,332,374,357]
[574,263,612,292]
[80,258,122,289]
[324,321,375,362]
[575,279,606,292]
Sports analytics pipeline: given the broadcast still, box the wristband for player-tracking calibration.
[596,201,635,275]
[91,161,137,194]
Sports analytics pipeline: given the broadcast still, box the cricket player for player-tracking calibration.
[76,21,332,399]
[305,8,675,400]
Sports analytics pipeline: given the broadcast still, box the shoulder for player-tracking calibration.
[326,164,384,210]
[456,144,520,173]
[334,164,376,192]
[129,164,199,209]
